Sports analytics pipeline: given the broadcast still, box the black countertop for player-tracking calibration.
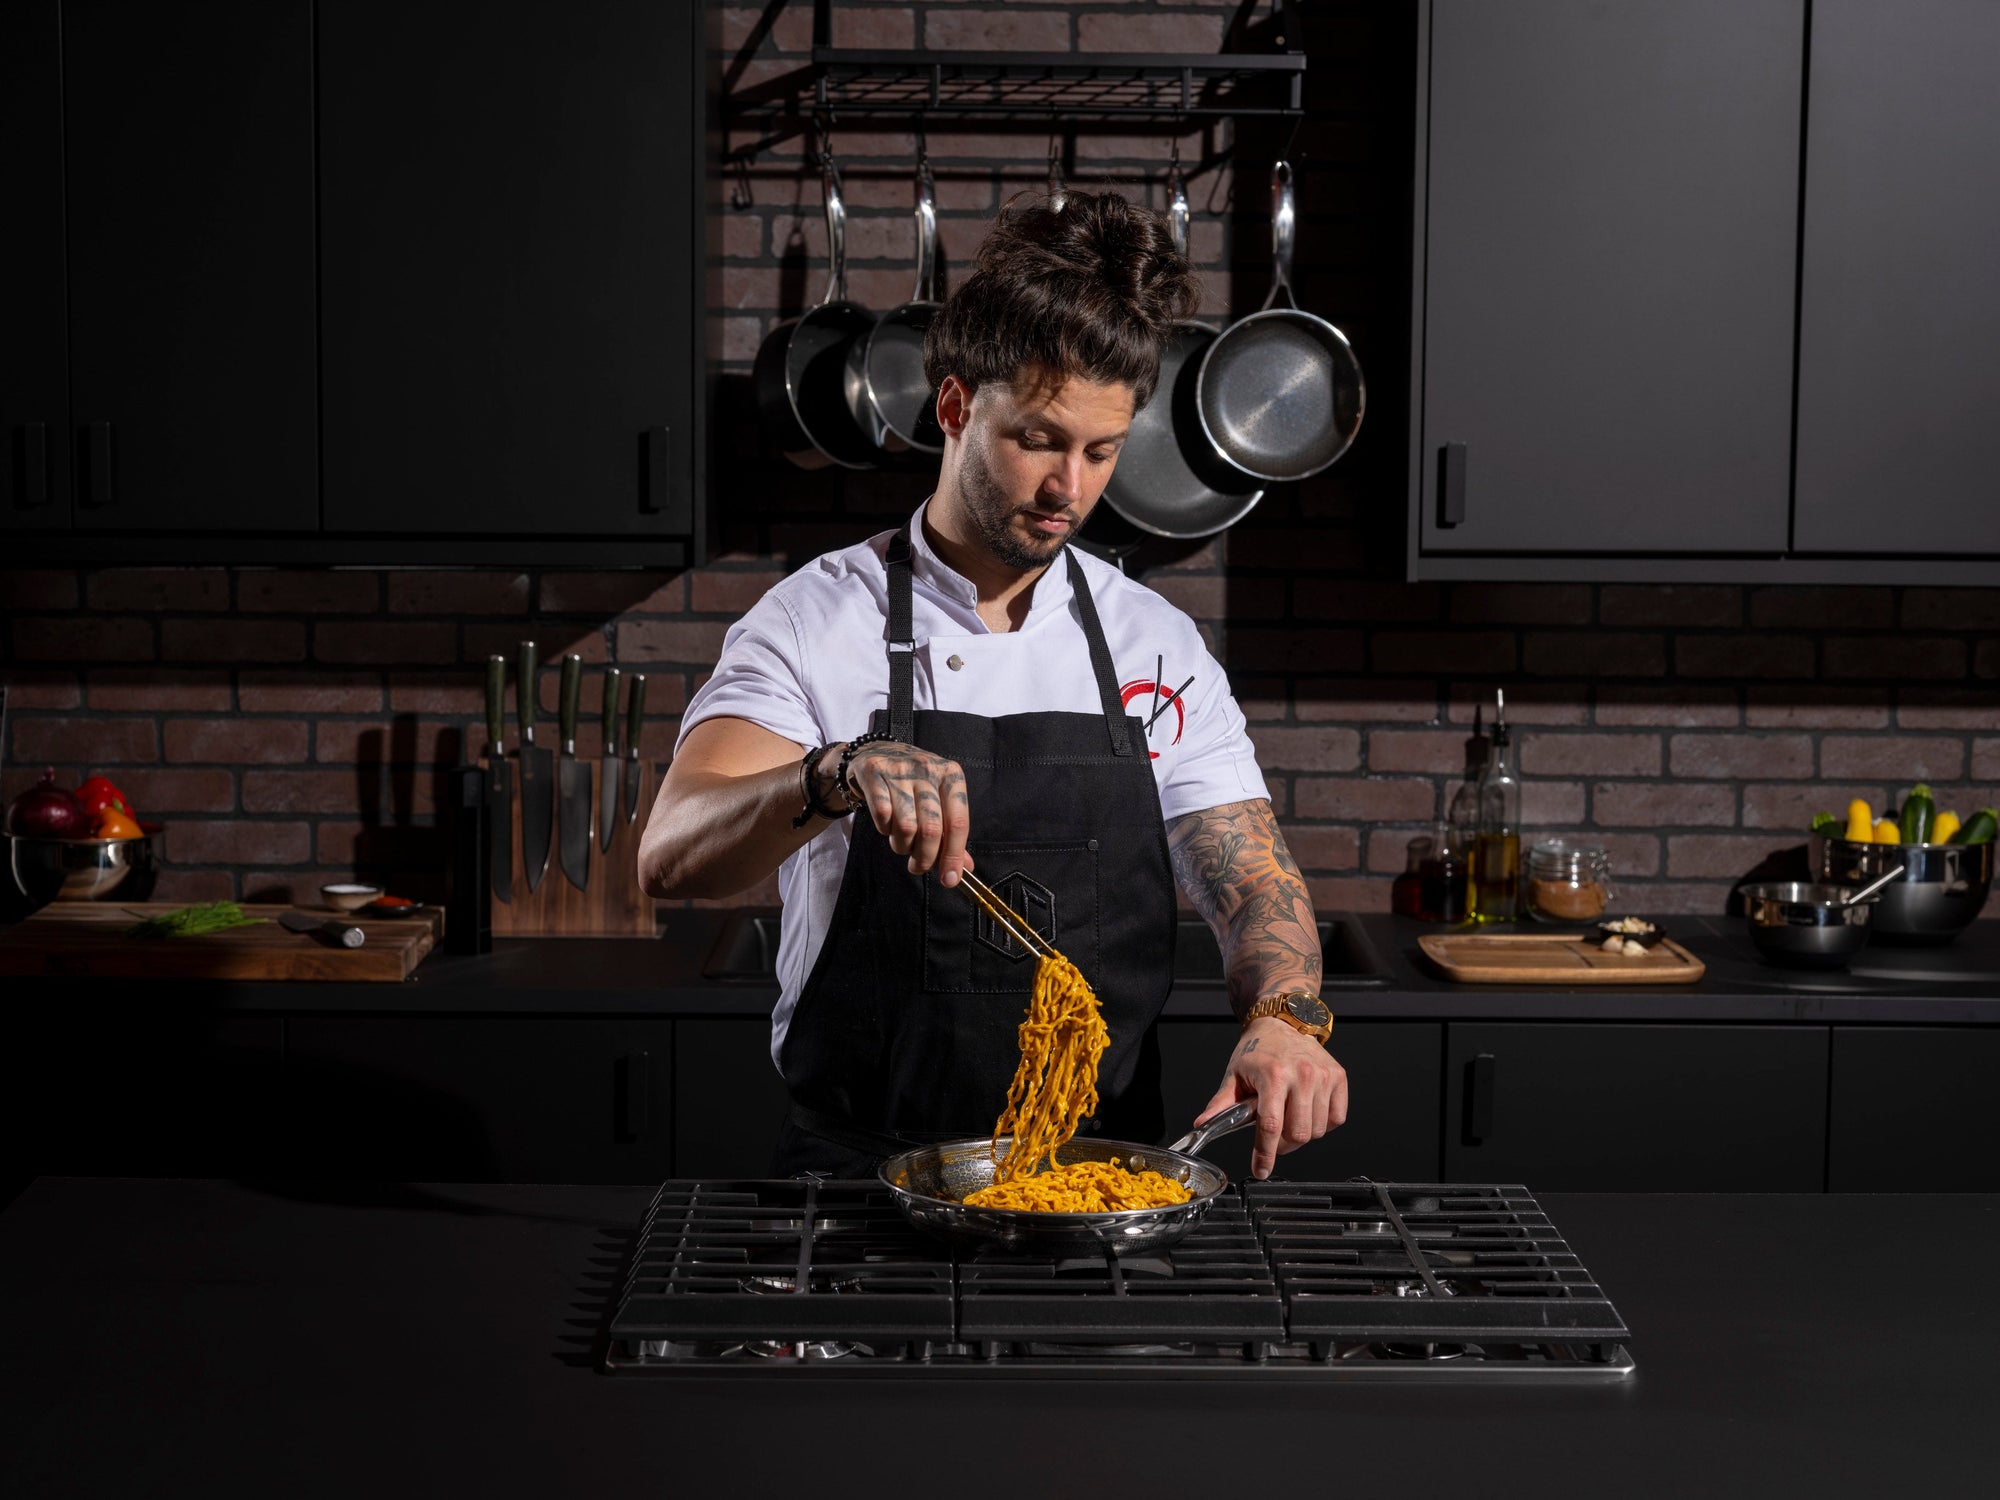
[84,910,2000,1023]
[0,1176,1993,1498]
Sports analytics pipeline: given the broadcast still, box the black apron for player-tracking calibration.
[770,526,1176,1177]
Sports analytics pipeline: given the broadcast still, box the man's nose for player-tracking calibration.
[1045,453,1084,505]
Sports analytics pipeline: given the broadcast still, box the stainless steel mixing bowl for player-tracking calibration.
[1739,882,1877,968]
[5,830,163,909]
[1813,836,1993,945]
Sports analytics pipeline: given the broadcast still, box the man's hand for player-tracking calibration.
[1196,1018,1348,1180]
[845,742,973,885]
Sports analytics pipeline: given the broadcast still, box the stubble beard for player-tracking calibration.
[957,429,1074,573]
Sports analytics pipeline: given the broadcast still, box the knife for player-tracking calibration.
[280,910,365,948]
[557,653,591,893]
[598,666,622,852]
[622,672,647,824]
[484,655,513,904]
[517,640,554,893]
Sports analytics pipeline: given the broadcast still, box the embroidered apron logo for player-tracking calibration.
[975,872,1058,960]
[1120,678,1189,761]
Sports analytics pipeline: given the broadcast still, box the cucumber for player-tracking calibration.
[1950,808,1998,845]
[1899,784,1936,845]
[1810,812,1840,836]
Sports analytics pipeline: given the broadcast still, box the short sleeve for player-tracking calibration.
[1154,620,1271,821]
[675,589,821,753]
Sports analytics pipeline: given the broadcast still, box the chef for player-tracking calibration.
[640,188,1347,1180]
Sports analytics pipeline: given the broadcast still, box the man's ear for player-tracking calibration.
[935,375,973,440]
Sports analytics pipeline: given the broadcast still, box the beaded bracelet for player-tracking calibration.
[788,744,852,829]
[833,730,897,809]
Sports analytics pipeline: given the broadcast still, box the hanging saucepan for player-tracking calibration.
[753,154,878,470]
[842,156,943,455]
[1101,154,1265,539]
[1194,161,1365,482]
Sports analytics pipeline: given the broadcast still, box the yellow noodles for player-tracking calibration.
[961,952,1191,1213]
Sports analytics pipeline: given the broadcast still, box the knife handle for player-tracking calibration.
[485,655,506,751]
[600,667,621,754]
[559,653,582,749]
[516,641,537,740]
[626,672,646,755]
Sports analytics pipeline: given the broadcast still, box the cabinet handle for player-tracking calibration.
[640,425,670,516]
[1438,441,1466,528]
[616,1051,650,1141]
[16,424,50,509]
[1465,1052,1495,1145]
[81,422,114,509]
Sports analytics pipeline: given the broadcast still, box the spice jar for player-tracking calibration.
[1524,840,1613,923]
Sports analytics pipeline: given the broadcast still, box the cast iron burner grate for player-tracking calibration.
[603,1178,1632,1379]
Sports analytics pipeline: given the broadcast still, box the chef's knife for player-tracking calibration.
[484,655,513,904]
[557,653,591,893]
[517,640,554,893]
[280,910,366,948]
[622,672,647,823]
[598,666,621,852]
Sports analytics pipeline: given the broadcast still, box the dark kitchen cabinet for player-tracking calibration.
[672,1019,794,1178]
[1828,1026,2000,1192]
[1793,1,2000,555]
[0,1,316,536]
[0,1,68,531]
[1411,0,1800,562]
[1443,1022,1827,1190]
[285,1017,673,1183]
[0,1007,285,1179]
[62,0,318,533]
[1158,1019,1443,1185]
[316,0,704,545]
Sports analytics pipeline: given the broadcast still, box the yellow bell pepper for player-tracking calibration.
[1932,811,1962,845]
[1844,800,1875,842]
[1872,819,1901,844]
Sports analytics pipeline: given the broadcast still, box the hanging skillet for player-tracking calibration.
[1194,161,1365,483]
[842,155,943,455]
[1100,153,1265,539]
[753,153,878,470]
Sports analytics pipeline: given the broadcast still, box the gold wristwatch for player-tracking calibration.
[1241,990,1333,1043]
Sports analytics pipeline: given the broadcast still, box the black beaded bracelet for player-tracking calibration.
[789,744,853,829]
[833,730,897,809]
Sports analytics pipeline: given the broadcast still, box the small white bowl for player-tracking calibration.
[320,882,382,912]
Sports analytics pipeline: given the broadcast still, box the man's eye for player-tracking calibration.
[1086,450,1114,465]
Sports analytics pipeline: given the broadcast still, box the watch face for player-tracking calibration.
[1285,994,1331,1028]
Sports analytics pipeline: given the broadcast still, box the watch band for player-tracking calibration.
[1241,989,1333,1043]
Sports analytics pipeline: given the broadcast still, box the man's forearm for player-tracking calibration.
[639,759,824,900]
[1165,798,1322,1018]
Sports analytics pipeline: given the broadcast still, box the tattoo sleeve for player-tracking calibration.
[1166,798,1322,1020]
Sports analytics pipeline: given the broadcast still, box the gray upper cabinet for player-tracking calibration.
[1793,0,2000,555]
[1411,1,1802,566]
[0,2,68,532]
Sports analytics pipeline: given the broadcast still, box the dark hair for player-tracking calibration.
[923,189,1199,409]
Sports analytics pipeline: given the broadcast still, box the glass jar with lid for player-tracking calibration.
[1523,840,1613,923]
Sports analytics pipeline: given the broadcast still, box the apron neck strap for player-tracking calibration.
[884,525,1133,757]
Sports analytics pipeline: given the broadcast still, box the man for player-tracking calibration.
[640,189,1346,1180]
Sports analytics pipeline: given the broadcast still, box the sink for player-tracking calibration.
[701,910,1390,987]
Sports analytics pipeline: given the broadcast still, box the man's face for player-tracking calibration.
[949,373,1135,571]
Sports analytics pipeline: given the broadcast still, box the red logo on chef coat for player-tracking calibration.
[1120,678,1187,760]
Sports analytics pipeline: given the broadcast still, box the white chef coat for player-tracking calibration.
[677,500,1270,1069]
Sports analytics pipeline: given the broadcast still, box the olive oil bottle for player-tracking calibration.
[1472,689,1521,923]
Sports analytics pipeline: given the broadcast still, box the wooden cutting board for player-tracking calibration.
[0,902,444,981]
[1419,930,1706,985]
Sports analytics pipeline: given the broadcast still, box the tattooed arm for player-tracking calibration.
[642,717,971,900]
[1167,798,1349,1178]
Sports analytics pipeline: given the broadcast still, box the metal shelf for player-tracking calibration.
[807,48,1304,120]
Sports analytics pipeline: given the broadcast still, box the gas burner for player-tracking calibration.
[736,1272,869,1358]
[738,1272,863,1296]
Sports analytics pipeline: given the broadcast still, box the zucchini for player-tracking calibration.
[1810,811,1840,836]
[1950,808,1998,846]
[1899,784,1936,845]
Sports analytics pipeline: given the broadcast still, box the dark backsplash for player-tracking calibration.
[4,2,1995,914]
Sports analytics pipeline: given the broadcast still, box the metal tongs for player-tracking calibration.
[954,869,1063,962]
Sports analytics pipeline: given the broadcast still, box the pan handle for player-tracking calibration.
[1166,1099,1260,1157]
[821,154,848,306]
[1048,139,1066,211]
[1168,157,1190,259]
[1264,160,1297,311]
[912,157,937,303]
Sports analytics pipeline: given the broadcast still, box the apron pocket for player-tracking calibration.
[921,838,1101,993]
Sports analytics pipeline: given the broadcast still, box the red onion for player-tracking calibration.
[6,768,90,839]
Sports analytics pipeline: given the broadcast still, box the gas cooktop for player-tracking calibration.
[603,1178,1633,1380]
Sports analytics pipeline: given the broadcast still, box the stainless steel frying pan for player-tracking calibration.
[878,1100,1259,1257]
[842,157,943,455]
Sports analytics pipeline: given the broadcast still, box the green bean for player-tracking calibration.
[126,902,268,938]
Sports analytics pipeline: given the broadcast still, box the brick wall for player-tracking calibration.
[4,1,1997,916]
